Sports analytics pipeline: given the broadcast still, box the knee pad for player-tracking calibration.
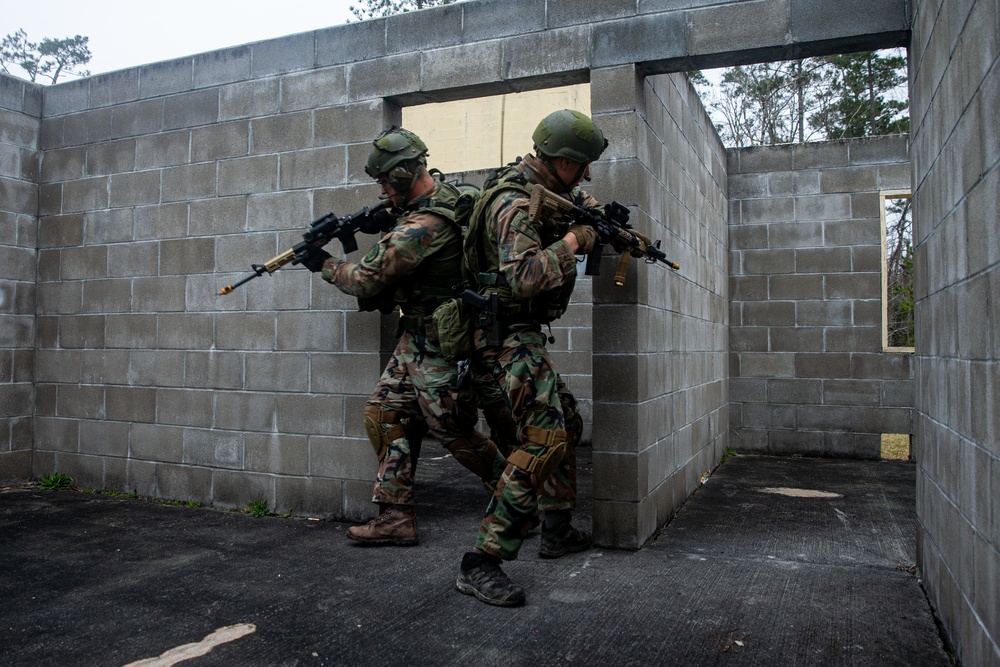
[507,426,568,487]
[363,405,405,462]
[447,432,501,480]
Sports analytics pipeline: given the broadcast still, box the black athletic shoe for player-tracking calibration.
[455,552,525,607]
[538,521,592,558]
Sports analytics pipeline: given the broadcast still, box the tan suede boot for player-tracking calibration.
[346,506,418,546]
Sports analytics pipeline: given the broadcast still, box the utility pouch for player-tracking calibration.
[429,297,473,362]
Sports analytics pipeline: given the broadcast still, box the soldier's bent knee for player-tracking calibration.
[507,426,568,487]
[363,405,406,461]
[447,432,501,480]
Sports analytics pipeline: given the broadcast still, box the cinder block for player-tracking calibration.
[138,59,194,98]
[102,313,157,349]
[131,277,185,313]
[58,315,105,349]
[81,279,131,314]
[503,26,591,82]
[156,388,213,427]
[218,155,279,196]
[80,420,129,457]
[462,0,546,42]
[129,422,184,464]
[109,170,160,208]
[386,3,464,54]
[314,101,387,147]
[738,351,795,378]
[129,350,184,388]
[136,129,190,169]
[86,138,136,176]
[275,392,345,436]
[245,352,309,392]
[111,98,163,140]
[62,108,112,145]
[310,353,383,395]
[592,13,686,69]
[347,53,422,103]
[420,42,504,94]
[279,147,346,190]
[214,390,277,432]
[192,120,250,162]
[219,79,280,121]
[160,237,216,275]
[280,67,348,112]
[161,163,217,202]
[245,432,309,475]
[212,468,273,510]
[687,0,791,56]
[593,450,646,502]
[163,89,220,130]
[275,475,344,517]
[250,32,315,78]
[62,177,110,213]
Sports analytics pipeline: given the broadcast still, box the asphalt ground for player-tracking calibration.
[0,451,952,666]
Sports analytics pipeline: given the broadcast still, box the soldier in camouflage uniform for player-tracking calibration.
[455,110,606,606]
[299,126,507,546]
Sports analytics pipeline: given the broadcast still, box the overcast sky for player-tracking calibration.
[4,0,358,78]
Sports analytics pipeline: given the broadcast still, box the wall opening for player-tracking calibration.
[400,84,590,175]
[880,433,911,460]
[880,190,914,352]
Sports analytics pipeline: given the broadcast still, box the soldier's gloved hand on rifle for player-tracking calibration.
[568,224,599,254]
[299,246,332,273]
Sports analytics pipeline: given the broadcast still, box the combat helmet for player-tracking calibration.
[532,110,608,164]
[366,126,429,195]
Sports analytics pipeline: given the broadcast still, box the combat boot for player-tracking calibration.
[346,505,418,546]
[455,551,525,607]
[538,518,592,558]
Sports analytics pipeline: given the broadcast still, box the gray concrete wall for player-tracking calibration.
[0,74,41,484]
[729,136,913,458]
[910,0,1000,663]
[590,66,729,548]
[12,0,914,546]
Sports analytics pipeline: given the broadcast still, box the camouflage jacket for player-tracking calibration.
[322,182,463,318]
[483,153,598,317]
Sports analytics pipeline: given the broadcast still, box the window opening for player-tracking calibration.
[401,84,590,175]
[881,190,914,352]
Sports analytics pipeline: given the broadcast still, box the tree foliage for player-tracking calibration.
[1,29,91,84]
[349,0,457,21]
[694,49,908,148]
[885,198,914,348]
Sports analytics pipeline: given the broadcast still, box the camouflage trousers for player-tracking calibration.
[472,326,583,561]
[367,331,505,507]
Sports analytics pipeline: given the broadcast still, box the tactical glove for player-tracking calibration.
[568,224,599,254]
[299,247,332,273]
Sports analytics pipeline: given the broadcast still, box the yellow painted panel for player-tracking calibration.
[403,84,591,174]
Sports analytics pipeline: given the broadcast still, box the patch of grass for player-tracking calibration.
[720,447,738,464]
[881,433,911,460]
[246,494,272,518]
[99,488,139,499]
[38,473,74,490]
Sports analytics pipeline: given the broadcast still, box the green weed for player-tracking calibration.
[246,495,271,517]
[38,473,74,490]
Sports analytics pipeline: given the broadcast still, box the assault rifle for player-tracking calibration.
[528,184,679,285]
[218,201,397,295]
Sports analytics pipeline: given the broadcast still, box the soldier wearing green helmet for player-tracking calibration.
[299,126,507,546]
[455,110,607,607]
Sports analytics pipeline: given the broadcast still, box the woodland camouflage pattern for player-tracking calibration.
[322,184,504,506]
[472,154,595,560]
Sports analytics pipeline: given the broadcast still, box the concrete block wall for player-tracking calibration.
[910,0,1000,663]
[9,0,921,550]
[728,136,913,458]
[0,74,41,484]
[32,53,397,520]
[589,66,729,548]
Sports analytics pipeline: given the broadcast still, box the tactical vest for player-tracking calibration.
[463,166,576,326]
[365,180,466,332]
